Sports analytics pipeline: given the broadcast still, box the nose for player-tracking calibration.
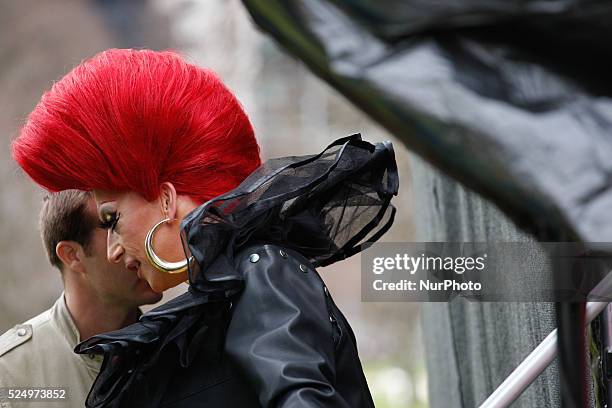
[107,231,124,264]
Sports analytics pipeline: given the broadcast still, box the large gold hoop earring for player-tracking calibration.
[144,218,193,274]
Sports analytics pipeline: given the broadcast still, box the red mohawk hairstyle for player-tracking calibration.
[12,48,261,204]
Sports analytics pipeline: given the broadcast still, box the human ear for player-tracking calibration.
[56,241,86,274]
[158,182,178,221]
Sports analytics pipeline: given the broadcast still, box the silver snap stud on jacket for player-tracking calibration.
[16,328,27,337]
[249,253,260,263]
[279,249,287,258]
[324,286,329,296]
[299,264,308,273]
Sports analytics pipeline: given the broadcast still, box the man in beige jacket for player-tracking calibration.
[0,190,162,408]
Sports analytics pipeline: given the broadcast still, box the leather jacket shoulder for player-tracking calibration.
[225,243,375,407]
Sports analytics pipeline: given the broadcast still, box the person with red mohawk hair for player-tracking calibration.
[12,48,399,407]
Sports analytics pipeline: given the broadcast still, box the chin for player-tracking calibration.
[155,276,187,293]
[131,280,164,304]
[141,264,187,294]
[148,280,167,294]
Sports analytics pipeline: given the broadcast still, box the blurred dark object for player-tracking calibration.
[240,1,612,407]
[240,0,612,244]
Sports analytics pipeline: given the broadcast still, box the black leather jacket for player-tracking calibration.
[75,135,398,407]
[160,243,374,407]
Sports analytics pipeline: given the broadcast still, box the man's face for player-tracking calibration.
[79,200,163,308]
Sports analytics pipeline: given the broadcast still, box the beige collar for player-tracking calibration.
[49,293,103,373]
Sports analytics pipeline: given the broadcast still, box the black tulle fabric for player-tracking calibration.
[74,134,399,407]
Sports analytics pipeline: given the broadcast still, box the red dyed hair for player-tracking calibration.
[12,48,261,204]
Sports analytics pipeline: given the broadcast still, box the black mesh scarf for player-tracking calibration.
[181,133,399,297]
[75,134,399,407]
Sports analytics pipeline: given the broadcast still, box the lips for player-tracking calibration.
[126,259,142,280]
